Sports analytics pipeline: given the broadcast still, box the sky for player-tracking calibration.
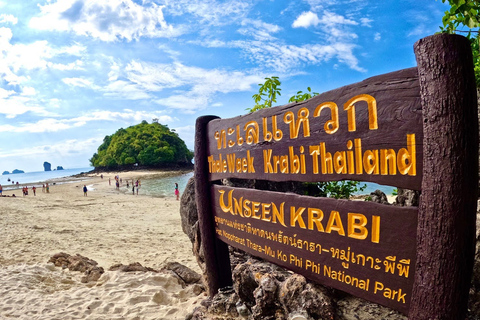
[0,0,450,172]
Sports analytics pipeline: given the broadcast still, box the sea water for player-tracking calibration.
[0,167,94,190]
[1,167,395,198]
[139,173,396,198]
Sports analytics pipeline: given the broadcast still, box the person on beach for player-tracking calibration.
[46,183,49,193]
[132,185,135,195]
[83,185,88,196]
[175,183,179,200]
[0,184,2,196]
[42,184,45,193]
[32,186,36,196]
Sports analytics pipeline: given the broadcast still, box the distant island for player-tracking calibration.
[44,162,51,171]
[56,166,64,170]
[89,120,193,170]
[2,169,25,175]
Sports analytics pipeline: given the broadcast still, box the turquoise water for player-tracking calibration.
[1,166,394,197]
[140,172,194,197]
[136,174,395,198]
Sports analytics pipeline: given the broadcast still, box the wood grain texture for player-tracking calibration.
[194,116,233,297]
[409,34,478,320]
[211,185,418,314]
[206,68,423,190]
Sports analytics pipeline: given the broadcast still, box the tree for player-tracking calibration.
[440,0,480,86]
[89,121,193,169]
[247,76,282,113]
[288,87,319,103]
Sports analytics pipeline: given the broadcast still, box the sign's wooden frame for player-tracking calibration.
[194,34,478,319]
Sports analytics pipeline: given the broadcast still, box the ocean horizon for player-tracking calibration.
[0,166,396,197]
[0,167,94,190]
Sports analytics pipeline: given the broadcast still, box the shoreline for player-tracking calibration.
[1,168,194,193]
[0,169,204,319]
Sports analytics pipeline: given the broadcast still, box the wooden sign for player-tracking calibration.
[206,67,423,190]
[212,185,418,314]
[194,33,478,319]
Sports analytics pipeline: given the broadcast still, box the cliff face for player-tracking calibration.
[43,162,51,172]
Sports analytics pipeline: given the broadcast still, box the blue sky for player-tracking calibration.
[0,0,449,172]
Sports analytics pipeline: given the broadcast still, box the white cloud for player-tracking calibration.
[360,17,373,27]
[29,0,183,42]
[101,60,262,112]
[292,11,321,28]
[0,137,103,159]
[167,0,251,26]
[126,60,262,111]
[62,77,94,88]
[0,110,175,133]
[0,96,54,119]
[374,32,381,41]
[0,14,17,25]
[238,19,281,41]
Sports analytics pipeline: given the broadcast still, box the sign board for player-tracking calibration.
[206,67,423,190]
[212,185,417,314]
[194,34,478,319]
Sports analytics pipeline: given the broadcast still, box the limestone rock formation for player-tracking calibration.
[43,161,52,171]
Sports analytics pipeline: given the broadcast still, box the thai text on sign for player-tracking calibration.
[206,68,423,190]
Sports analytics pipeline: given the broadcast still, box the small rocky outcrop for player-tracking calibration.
[109,262,158,273]
[368,189,389,204]
[44,161,52,171]
[180,177,206,273]
[57,166,64,170]
[162,261,202,285]
[393,188,420,207]
[48,252,104,283]
[12,169,24,174]
[2,171,9,175]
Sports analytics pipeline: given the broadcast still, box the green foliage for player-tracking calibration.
[288,87,319,103]
[318,180,367,199]
[302,181,366,199]
[440,0,480,86]
[247,76,282,113]
[440,0,480,32]
[89,121,193,169]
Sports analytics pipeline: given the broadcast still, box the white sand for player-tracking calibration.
[0,171,205,320]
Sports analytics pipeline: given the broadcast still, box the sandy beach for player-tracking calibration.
[0,170,204,320]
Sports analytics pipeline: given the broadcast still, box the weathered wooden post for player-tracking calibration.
[194,115,233,297]
[410,33,478,319]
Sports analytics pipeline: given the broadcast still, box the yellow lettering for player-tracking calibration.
[272,202,286,227]
[290,207,306,229]
[251,201,261,219]
[380,149,397,175]
[398,134,416,176]
[325,211,345,236]
[348,213,368,240]
[261,203,271,222]
[308,208,324,231]
[218,189,233,213]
